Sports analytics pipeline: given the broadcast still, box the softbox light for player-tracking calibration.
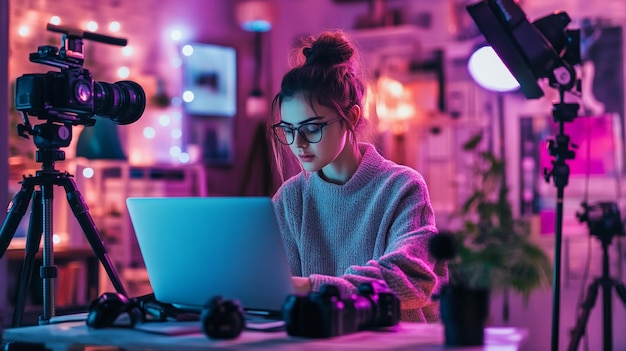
[466,0,580,99]
[467,45,521,93]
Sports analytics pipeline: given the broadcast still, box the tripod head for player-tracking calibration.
[543,93,580,188]
[30,122,73,167]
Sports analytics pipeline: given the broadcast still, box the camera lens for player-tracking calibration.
[74,80,92,103]
[348,295,374,328]
[93,80,146,125]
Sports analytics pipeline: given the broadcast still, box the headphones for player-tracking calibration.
[86,292,144,329]
[86,292,245,339]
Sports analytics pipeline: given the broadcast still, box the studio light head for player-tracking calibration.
[14,23,146,127]
[466,0,580,99]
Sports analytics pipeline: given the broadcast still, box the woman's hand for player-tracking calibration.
[291,276,312,294]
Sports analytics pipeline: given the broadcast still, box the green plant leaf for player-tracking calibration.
[446,129,553,300]
[462,132,483,151]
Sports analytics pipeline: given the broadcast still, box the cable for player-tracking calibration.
[574,235,592,351]
[577,113,593,351]
[609,113,624,282]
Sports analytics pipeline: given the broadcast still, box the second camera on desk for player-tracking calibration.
[282,281,401,338]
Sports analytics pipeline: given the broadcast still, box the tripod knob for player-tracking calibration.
[552,102,580,123]
[17,123,32,139]
[543,168,552,183]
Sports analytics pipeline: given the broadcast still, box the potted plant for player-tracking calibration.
[434,130,553,346]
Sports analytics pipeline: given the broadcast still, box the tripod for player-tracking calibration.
[567,223,626,350]
[0,121,126,327]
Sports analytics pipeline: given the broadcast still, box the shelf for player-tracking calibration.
[70,159,207,296]
[2,246,100,328]
[350,24,424,56]
[5,247,95,261]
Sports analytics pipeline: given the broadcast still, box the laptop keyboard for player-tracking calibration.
[245,313,285,331]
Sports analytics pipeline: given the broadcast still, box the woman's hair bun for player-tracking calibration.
[302,32,354,66]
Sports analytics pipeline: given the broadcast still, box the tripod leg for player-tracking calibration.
[568,278,601,351]
[39,183,57,324]
[61,177,127,296]
[601,278,612,351]
[12,191,43,327]
[0,180,36,257]
[614,279,626,306]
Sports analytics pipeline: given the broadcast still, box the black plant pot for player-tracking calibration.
[438,285,490,347]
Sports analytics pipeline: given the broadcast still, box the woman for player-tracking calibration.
[270,30,446,322]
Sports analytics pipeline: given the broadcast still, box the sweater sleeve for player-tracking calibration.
[272,180,303,276]
[308,175,446,322]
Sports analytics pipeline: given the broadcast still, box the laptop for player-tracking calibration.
[126,196,295,319]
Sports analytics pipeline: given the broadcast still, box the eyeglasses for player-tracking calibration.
[272,117,342,145]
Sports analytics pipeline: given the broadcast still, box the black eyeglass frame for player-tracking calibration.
[272,116,343,145]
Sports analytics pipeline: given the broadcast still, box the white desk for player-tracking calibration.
[2,319,527,351]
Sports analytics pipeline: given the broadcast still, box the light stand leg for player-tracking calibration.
[238,122,271,196]
[12,191,43,327]
[568,238,620,351]
[567,278,600,351]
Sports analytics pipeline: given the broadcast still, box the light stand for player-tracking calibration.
[465,1,583,349]
[236,1,275,195]
[0,121,127,326]
[543,89,580,351]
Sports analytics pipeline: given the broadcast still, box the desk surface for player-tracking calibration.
[2,318,527,351]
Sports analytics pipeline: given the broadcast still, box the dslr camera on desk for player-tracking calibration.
[282,281,401,338]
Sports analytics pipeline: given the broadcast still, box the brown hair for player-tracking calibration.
[270,30,369,180]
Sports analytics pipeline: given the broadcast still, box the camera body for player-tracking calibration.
[16,67,95,122]
[577,201,625,240]
[283,281,400,338]
[14,26,145,127]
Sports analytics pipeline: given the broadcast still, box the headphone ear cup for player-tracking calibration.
[86,292,143,329]
[126,297,146,326]
[201,296,245,339]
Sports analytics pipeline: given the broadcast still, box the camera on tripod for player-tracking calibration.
[0,24,145,326]
[576,201,625,240]
[282,281,401,338]
[14,23,146,135]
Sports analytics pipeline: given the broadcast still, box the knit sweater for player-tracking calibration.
[272,143,447,322]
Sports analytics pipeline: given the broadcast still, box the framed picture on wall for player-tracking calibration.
[182,43,237,117]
